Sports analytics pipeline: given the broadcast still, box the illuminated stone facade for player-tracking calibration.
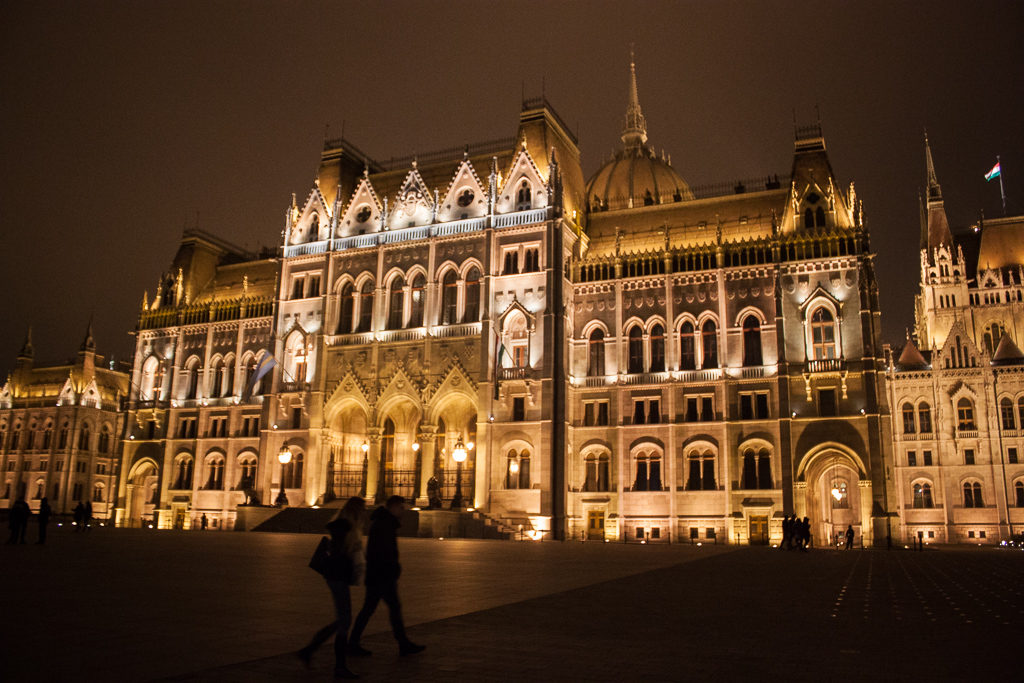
[0,327,128,520]
[885,139,1024,544]
[115,62,896,544]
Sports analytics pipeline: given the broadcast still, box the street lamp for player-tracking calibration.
[450,436,467,509]
[276,446,292,507]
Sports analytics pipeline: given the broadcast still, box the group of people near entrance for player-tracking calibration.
[298,495,425,679]
[780,514,812,550]
[6,497,94,545]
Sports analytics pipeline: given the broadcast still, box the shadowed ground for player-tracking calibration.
[4,528,1021,681]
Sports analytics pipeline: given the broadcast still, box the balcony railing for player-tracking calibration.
[620,371,671,386]
[806,358,847,373]
[500,367,530,381]
[678,368,722,383]
[956,429,980,439]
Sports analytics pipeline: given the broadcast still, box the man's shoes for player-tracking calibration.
[399,642,426,656]
[347,644,372,657]
[333,665,359,679]
[295,647,313,669]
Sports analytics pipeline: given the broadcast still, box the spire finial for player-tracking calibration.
[621,45,648,149]
[18,326,34,359]
[925,129,941,202]
[81,316,96,353]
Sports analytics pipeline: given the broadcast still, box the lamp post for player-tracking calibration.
[359,441,369,498]
[450,436,467,509]
[276,446,292,507]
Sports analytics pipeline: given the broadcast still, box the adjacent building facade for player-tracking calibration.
[112,60,896,544]
[885,139,1024,544]
[0,327,129,520]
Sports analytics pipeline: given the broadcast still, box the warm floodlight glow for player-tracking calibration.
[361,441,369,453]
[278,447,292,466]
[509,459,520,474]
[452,437,467,463]
[411,442,420,452]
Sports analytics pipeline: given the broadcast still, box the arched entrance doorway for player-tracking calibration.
[126,459,159,528]
[800,446,865,548]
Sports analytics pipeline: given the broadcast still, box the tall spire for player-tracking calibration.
[18,326,33,360]
[925,130,941,202]
[80,316,96,353]
[621,46,648,149]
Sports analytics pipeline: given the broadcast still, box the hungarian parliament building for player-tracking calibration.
[2,62,1022,547]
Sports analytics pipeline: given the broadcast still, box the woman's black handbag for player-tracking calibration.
[308,536,330,576]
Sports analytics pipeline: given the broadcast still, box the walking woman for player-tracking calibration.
[298,497,367,679]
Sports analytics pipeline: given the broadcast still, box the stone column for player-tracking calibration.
[364,428,382,503]
[416,424,437,506]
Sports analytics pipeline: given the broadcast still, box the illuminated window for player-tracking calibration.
[387,275,405,329]
[583,453,610,492]
[810,307,837,360]
[701,319,718,368]
[901,403,916,434]
[1000,398,1016,430]
[918,403,932,433]
[627,326,643,373]
[963,481,983,508]
[463,268,481,322]
[649,324,665,372]
[742,315,762,366]
[516,180,531,211]
[956,398,976,431]
[408,274,425,327]
[441,270,458,324]
[679,322,696,370]
[588,329,605,377]
[913,482,933,508]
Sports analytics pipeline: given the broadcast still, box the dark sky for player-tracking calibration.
[2,1,1022,378]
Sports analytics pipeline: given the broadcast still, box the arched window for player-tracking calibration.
[357,280,374,332]
[757,449,772,489]
[583,453,610,492]
[742,315,763,366]
[918,403,932,434]
[627,326,644,374]
[237,455,257,490]
[308,213,319,240]
[59,423,69,449]
[516,180,531,210]
[1000,398,1016,431]
[205,455,224,490]
[42,424,53,449]
[1015,481,1024,507]
[98,426,111,453]
[686,450,716,491]
[387,276,405,329]
[804,208,814,230]
[963,481,983,508]
[701,320,718,369]
[679,322,696,370]
[284,451,304,489]
[463,267,481,322]
[956,398,976,431]
[1017,397,1024,431]
[505,450,519,489]
[633,451,662,491]
[92,482,105,503]
[816,206,826,227]
[211,358,224,398]
[173,456,193,489]
[517,450,530,489]
[338,283,354,334]
[408,274,426,328]
[245,355,265,396]
[184,358,201,400]
[441,270,458,324]
[913,482,934,509]
[650,324,665,372]
[810,307,837,360]
[741,448,772,489]
[285,333,307,385]
[140,355,161,400]
[902,403,916,434]
[587,329,605,377]
[78,424,91,451]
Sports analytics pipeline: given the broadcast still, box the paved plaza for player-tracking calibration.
[3,528,1022,681]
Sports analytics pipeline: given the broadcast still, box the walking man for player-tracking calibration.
[844,524,855,550]
[73,501,85,531]
[348,495,425,657]
[37,497,52,544]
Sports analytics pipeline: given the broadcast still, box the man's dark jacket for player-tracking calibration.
[365,506,401,584]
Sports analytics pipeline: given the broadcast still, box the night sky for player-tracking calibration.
[2,1,1022,378]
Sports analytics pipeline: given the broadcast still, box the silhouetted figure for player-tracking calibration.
[84,501,93,531]
[7,497,30,544]
[780,515,791,550]
[845,524,854,550]
[298,497,367,679]
[200,513,208,530]
[800,517,811,551]
[426,477,442,510]
[37,498,52,544]
[348,496,425,657]
[73,502,85,532]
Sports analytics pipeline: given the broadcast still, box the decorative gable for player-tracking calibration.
[0,381,11,409]
[81,379,102,409]
[388,165,434,229]
[437,160,487,223]
[496,148,547,214]
[57,377,76,407]
[338,175,384,237]
[290,187,331,245]
[940,320,982,369]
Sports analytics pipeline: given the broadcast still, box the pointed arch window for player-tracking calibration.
[810,307,837,360]
[913,482,934,509]
[956,398,976,431]
[587,329,605,377]
[632,451,662,491]
[686,450,717,491]
[205,455,224,490]
[918,402,932,434]
[237,456,257,490]
[78,424,92,451]
[358,280,374,332]
[408,274,426,328]
[388,276,405,329]
[283,451,304,489]
[173,456,194,489]
[742,315,763,366]
[516,180,532,211]
[816,206,826,227]
[184,358,201,400]
[627,326,644,374]
[338,283,354,334]
[1018,398,1024,429]
[804,208,815,229]
[901,402,916,434]
[441,270,458,325]
[211,358,224,398]
[701,320,718,369]
[963,481,983,508]
[649,324,665,372]
[1015,481,1024,508]
[679,322,696,370]
[463,268,481,322]
[98,426,111,453]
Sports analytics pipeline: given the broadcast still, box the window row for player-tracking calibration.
[139,353,269,401]
[0,423,114,453]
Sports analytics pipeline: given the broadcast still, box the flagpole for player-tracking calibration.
[998,155,1007,216]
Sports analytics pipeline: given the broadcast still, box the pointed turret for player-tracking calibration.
[896,337,928,368]
[992,333,1024,365]
[17,326,33,361]
[924,133,953,250]
[80,317,96,353]
[621,48,648,149]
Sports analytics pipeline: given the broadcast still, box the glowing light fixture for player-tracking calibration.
[452,438,467,463]
[411,442,420,452]
[361,441,369,453]
[509,459,520,474]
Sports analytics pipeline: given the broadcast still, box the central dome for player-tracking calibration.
[585,56,693,212]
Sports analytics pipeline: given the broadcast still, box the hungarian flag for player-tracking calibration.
[244,352,276,397]
[985,161,1002,182]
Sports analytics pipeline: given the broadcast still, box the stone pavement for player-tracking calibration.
[4,528,1022,681]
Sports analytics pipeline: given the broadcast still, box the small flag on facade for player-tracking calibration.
[245,352,276,396]
[985,161,1002,182]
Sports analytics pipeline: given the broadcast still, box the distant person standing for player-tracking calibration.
[298,497,367,679]
[73,502,85,531]
[7,496,30,544]
[800,517,811,550]
[780,515,791,550]
[348,495,425,657]
[200,513,208,530]
[84,501,93,530]
[845,524,855,550]
[37,497,52,544]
